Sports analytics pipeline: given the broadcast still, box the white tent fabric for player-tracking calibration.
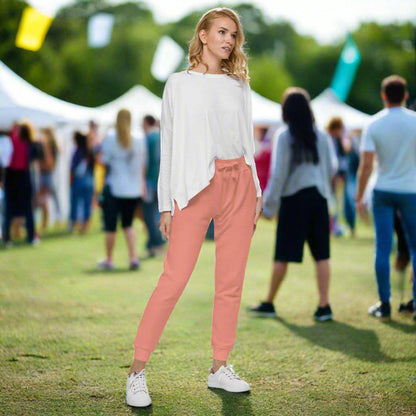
[0,60,282,128]
[251,91,281,125]
[0,61,104,129]
[311,88,370,129]
[97,85,162,127]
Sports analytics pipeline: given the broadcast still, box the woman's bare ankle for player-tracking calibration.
[211,360,227,373]
[129,359,146,375]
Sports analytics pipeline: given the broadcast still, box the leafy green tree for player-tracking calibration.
[248,54,293,102]
[0,1,414,114]
[349,22,416,113]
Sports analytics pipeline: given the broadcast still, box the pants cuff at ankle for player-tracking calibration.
[213,348,231,361]
[134,347,151,362]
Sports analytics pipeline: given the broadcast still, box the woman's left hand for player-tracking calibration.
[253,196,263,232]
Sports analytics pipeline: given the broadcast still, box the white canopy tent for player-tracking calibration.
[0,61,108,223]
[0,60,285,224]
[251,91,281,125]
[0,61,105,129]
[311,88,370,130]
[97,85,162,128]
[0,60,282,129]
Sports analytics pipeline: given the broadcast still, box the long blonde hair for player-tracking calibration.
[188,8,249,82]
[116,109,132,149]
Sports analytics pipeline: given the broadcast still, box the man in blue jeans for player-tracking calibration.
[355,75,416,322]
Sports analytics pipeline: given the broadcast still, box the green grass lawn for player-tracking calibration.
[1,216,415,415]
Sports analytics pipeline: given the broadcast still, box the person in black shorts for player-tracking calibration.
[247,87,338,321]
[98,109,147,270]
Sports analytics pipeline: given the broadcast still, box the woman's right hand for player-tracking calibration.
[159,211,172,241]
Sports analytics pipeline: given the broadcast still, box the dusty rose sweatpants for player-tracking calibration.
[133,156,257,362]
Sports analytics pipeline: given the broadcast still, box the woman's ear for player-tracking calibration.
[199,29,207,45]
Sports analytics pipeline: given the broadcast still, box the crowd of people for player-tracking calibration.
[0,7,414,407]
[0,77,414,322]
[248,75,415,324]
[0,111,166,267]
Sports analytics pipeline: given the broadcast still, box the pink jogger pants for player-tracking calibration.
[133,156,257,362]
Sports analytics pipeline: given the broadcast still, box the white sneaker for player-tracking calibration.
[97,259,114,271]
[126,370,152,407]
[208,365,250,393]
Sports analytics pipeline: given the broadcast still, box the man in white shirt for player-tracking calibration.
[356,75,416,322]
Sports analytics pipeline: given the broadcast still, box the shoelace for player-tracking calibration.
[222,365,241,381]
[130,371,148,394]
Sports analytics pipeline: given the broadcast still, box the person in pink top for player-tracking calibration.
[125,8,263,408]
[3,122,38,244]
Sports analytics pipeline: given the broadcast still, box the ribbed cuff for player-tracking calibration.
[133,347,152,362]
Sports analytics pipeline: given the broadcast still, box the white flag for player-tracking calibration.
[151,36,184,81]
[88,13,114,48]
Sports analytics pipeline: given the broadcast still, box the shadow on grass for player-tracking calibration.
[384,320,416,334]
[0,229,101,250]
[209,388,253,416]
[277,318,416,363]
[83,268,140,275]
[130,405,153,415]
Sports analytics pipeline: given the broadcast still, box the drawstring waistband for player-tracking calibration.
[215,156,248,171]
[215,156,248,181]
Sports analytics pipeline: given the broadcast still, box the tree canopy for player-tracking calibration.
[1,0,414,114]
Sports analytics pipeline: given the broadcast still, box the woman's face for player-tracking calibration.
[201,17,238,61]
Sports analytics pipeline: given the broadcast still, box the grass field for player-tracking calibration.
[0,216,415,416]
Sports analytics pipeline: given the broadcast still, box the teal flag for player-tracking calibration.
[330,35,361,102]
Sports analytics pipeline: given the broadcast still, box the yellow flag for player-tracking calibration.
[15,6,53,51]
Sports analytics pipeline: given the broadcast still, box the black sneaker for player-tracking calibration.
[129,259,140,270]
[398,299,414,314]
[368,301,391,321]
[246,302,277,318]
[313,304,333,322]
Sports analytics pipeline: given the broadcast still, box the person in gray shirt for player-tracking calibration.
[248,87,338,321]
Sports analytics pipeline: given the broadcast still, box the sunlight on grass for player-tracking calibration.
[0,215,415,415]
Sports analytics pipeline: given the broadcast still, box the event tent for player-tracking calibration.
[97,85,162,127]
[251,91,281,125]
[0,61,104,129]
[0,60,282,129]
[311,88,371,129]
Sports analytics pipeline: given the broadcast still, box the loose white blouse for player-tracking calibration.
[157,70,262,214]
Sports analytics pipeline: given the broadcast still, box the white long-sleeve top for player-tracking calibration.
[157,70,262,214]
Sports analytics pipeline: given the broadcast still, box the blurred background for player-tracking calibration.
[0,0,415,226]
[1,0,415,113]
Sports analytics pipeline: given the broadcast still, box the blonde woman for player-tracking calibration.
[99,109,146,270]
[37,127,60,231]
[126,8,263,408]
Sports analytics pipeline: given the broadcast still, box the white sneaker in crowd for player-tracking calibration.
[208,365,250,393]
[126,370,152,407]
[97,259,114,270]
